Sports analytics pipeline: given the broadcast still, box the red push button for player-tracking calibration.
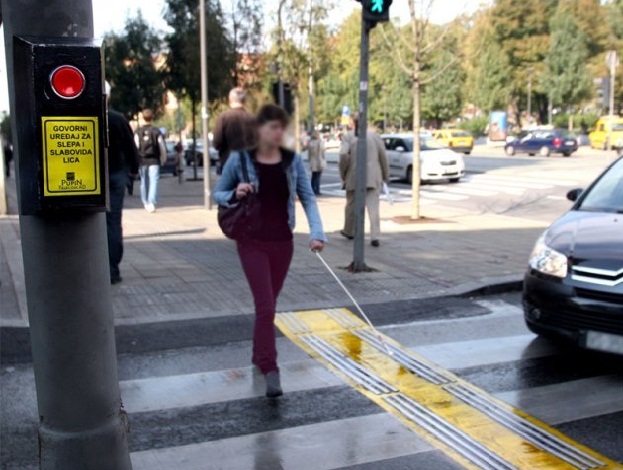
[50,65,85,99]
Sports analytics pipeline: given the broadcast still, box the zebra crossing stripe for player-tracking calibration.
[275,309,623,470]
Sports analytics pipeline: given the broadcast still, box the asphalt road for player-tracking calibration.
[320,147,617,223]
[2,292,622,468]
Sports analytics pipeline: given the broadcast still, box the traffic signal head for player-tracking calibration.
[362,0,393,24]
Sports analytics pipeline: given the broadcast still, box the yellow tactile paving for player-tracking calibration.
[276,308,623,470]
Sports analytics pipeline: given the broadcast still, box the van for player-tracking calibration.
[433,129,474,154]
[588,116,623,150]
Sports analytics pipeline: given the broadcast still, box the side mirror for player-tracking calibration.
[395,146,406,152]
[566,188,583,202]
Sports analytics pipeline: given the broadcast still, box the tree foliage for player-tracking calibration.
[164,0,235,105]
[229,0,264,89]
[542,6,592,111]
[103,12,165,120]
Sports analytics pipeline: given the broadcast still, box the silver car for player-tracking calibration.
[382,133,465,184]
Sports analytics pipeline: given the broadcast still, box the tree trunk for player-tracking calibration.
[191,96,198,180]
[411,42,422,220]
[294,93,301,152]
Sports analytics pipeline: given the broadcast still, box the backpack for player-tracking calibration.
[137,126,160,160]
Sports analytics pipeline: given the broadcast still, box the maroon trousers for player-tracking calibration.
[237,238,294,374]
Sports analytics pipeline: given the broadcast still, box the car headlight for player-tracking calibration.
[529,233,568,278]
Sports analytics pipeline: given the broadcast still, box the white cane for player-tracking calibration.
[314,251,393,356]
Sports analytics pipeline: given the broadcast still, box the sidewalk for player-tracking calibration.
[0,169,548,329]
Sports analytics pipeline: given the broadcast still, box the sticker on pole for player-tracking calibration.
[42,117,100,196]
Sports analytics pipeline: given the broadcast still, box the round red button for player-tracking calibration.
[50,66,85,99]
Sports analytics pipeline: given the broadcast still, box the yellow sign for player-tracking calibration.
[42,116,100,196]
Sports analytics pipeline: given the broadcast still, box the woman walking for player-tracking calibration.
[307,131,326,196]
[213,104,326,398]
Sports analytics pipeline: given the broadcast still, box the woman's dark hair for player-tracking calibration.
[256,104,289,128]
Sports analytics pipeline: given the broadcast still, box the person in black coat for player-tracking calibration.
[106,82,139,284]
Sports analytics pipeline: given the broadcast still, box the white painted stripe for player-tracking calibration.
[121,360,342,413]
[495,375,623,425]
[130,413,434,470]
[546,195,568,201]
[425,186,498,197]
[458,182,525,195]
[417,191,468,201]
[467,176,552,190]
[410,334,559,370]
[468,174,580,187]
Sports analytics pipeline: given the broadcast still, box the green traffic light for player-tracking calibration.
[371,0,384,13]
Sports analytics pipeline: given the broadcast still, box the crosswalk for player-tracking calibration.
[319,173,580,206]
[4,299,622,469]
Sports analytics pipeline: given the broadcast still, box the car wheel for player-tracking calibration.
[539,146,550,157]
[449,177,460,183]
[528,153,535,157]
[562,152,571,158]
[505,146,515,156]
[464,151,471,155]
[406,166,413,185]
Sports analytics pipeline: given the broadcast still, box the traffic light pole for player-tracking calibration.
[352,17,373,272]
[2,1,132,469]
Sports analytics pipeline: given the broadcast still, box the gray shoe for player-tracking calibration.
[265,371,283,398]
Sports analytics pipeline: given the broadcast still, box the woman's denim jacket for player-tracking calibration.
[213,149,327,242]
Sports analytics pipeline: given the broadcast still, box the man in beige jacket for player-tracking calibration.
[339,115,390,247]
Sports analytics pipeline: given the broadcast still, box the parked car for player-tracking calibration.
[523,156,623,355]
[433,129,474,154]
[588,116,623,150]
[160,141,181,176]
[504,129,578,157]
[184,140,219,166]
[382,133,465,184]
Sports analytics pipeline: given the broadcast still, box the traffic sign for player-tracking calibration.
[42,116,100,196]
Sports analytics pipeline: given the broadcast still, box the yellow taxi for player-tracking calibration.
[588,116,623,150]
[433,129,474,154]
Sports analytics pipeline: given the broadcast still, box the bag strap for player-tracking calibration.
[240,151,250,183]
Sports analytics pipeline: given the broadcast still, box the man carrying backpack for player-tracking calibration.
[135,108,166,212]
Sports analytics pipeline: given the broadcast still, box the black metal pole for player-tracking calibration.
[1,1,132,468]
[352,17,371,272]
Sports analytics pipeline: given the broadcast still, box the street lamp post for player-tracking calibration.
[308,0,315,134]
[200,0,211,209]
[527,67,533,124]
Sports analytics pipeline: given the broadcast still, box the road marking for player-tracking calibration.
[467,174,580,186]
[131,414,434,470]
[276,308,622,470]
[425,185,499,197]
[457,182,526,195]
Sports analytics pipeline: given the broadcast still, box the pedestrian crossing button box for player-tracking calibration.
[13,36,108,215]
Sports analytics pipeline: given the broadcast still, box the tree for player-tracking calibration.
[267,0,334,139]
[315,11,360,125]
[542,5,592,127]
[380,0,466,219]
[421,38,465,127]
[103,12,165,120]
[164,0,235,154]
[229,0,264,90]
[489,0,557,123]
[165,0,235,105]
[463,9,512,114]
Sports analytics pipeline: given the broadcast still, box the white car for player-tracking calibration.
[382,133,465,184]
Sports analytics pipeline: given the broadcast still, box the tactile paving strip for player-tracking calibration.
[276,308,622,470]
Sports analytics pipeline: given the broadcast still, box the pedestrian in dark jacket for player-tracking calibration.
[106,82,140,284]
[213,87,256,174]
[135,109,166,212]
